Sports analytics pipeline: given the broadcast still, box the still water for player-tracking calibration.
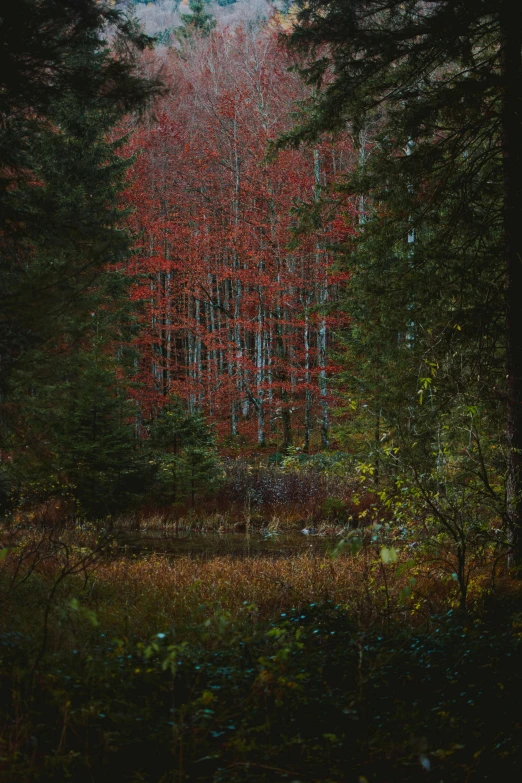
[118,531,338,559]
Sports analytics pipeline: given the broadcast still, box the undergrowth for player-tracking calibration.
[0,526,521,782]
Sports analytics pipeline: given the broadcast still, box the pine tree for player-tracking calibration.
[8,333,149,518]
[0,1,161,387]
[284,0,522,563]
[0,0,158,227]
[57,339,150,518]
[0,1,162,513]
[148,398,220,507]
[177,0,216,41]
[0,1,160,393]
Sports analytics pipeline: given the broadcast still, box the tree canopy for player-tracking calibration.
[283,0,522,564]
[0,0,162,513]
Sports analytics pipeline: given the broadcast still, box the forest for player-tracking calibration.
[1,1,521,781]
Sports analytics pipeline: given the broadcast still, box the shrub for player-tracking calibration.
[320,496,348,521]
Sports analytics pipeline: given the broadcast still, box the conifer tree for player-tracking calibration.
[177,0,216,41]
[0,1,162,513]
[0,1,160,387]
[284,0,522,564]
[148,398,220,507]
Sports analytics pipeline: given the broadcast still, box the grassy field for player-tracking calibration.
[1,524,521,782]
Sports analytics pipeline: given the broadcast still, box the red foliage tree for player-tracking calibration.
[124,23,356,450]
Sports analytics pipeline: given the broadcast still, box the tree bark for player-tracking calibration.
[500,1,522,568]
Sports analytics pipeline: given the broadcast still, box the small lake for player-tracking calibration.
[118,531,340,559]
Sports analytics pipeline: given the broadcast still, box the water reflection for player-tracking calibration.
[119,532,335,559]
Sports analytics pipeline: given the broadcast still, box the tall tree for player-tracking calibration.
[177,0,216,41]
[283,0,522,564]
[125,24,353,450]
[0,0,162,510]
[0,0,160,385]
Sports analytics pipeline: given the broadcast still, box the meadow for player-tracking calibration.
[1,519,521,783]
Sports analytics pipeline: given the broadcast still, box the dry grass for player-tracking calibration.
[112,509,321,534]
[0,520,514,654]
[82,549,470,642]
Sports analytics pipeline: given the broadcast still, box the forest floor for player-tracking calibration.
[1,523,521,782]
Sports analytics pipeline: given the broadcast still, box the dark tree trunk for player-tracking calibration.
[500,1,522,568]
[275,311,292,453]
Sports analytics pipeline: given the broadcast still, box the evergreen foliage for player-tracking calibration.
[148,398,221,507]
[1,6,522,781]
[284,0,522,564]
[177,0,216,40]
[5,335,150,517]
[0,0,160,378]
[0,1,162,513]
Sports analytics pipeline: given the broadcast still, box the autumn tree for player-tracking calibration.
[125,22,354,452]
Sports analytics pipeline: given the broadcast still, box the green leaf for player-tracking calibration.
[381,546,398,564]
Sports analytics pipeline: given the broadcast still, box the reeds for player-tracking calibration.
[1,526,521,783]
[0,545,499,657]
